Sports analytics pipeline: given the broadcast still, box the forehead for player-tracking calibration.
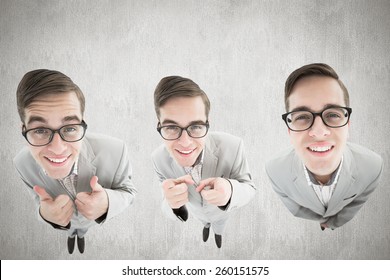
[288,76,345,111]
[24,91,82,124]
[159,96,207,124]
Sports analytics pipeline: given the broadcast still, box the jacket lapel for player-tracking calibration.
[325,146,356,216]
[76,137,97,193]
[38,169,65,198]
[292,153,326,216]
[201,136,218,180]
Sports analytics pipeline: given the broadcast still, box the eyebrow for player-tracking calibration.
[161,119,207,126]
[27,116,47,125]
[290,103,344,113]
[27,115,81,126]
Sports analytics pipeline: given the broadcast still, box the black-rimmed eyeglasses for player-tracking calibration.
[157,121,209,140]
[282,107,352,132]
[22,120,88,146]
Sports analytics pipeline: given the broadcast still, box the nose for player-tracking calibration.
[177,129,192,146]
[308,116,330,138]
[47,132,67,153]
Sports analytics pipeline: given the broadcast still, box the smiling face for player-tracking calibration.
[287,76,349,183]
[159,96,208,167]
[23,91,84,179]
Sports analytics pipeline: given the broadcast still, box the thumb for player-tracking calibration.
[33,185,53,201]
[90,176,103,192]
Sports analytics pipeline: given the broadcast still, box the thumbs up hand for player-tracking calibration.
[75,176,108,220]
[34,185,74,226]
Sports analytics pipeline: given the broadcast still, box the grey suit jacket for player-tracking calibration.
[265,142,383,229]
[152,131,256,228]
[14,133,136,231]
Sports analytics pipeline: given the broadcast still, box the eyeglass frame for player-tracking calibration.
[22,120,88,147]
[282,106,352,132]
[157,121,210,140]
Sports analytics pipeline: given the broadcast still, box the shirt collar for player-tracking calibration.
[304,156,343,187]
[42,158,79,178]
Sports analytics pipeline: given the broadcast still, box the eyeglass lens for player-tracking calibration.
[287,107,349,131]
[160,124,208,140]
[25,124,86,146]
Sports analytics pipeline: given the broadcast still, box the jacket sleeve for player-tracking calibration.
[224,139,256,212]
[103,142,137,222]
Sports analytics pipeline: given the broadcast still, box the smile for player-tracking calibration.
[308,146,333,152]
[45,155,70,164]
[176,149,195,155]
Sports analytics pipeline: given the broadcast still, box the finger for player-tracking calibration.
[164,181,188,195]
[75,196,86,207]
[61,198,74,212]
[162,179,176,191]
[63,203,74,219]
[55,194,72,208]
[33,185,52,201]
[65,208,74,223]
[200,189,218,201]
[90,176,103,192]
[196,177,216,192]
[173,174,195,186]
[170,197,189,208]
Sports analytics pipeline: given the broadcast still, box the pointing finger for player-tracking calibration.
[196,177,215,192]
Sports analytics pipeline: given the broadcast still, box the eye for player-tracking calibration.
[324,108,346,119]
[163,126,180,132]
[325,112,341,118]
[33,128,50,135]
[61,125,80,134]
[189,125,204,130]
[291,112,312,122]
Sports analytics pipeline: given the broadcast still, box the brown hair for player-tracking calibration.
[154,76,210,119]
[16,69,85,123]
[284,63,349,111]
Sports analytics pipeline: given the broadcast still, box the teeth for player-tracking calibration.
[309,146,331,152]
[179,150,193,154]
[47,157,67,163]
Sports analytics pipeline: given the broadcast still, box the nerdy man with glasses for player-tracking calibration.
[152,76,256,248]
[13,69,136,254]
[266,63,383,230]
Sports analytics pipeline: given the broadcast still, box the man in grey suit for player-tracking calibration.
[266,63,383,230]
[152,76,256,248]
[14,69,136,254]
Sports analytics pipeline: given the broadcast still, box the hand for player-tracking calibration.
[162,174,194,209]
[34,185,74,227]
[196,177,232,206]
[75,176,108,220]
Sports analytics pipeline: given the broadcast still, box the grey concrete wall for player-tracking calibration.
[0,0,389,259]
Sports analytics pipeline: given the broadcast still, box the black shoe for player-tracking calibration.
[203,226,210,242]
[67,237,75,254]
[77,236,85,254]
[214,234,222,248]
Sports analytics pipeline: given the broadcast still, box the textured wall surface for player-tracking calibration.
[0,0,389,260]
